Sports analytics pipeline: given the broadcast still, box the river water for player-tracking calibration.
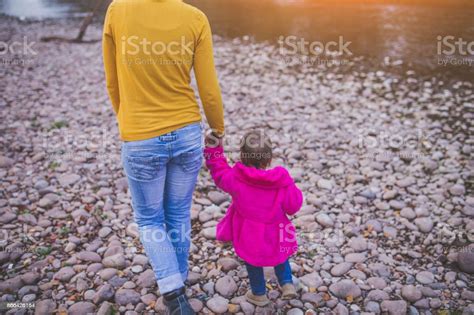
[1,0,473,80]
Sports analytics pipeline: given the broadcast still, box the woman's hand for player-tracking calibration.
[205,131,224,148]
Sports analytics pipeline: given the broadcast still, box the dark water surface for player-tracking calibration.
[1,0,473,80]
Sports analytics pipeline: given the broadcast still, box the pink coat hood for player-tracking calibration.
[204,146,303,267]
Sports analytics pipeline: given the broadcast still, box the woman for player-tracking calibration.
[103,0,224,313]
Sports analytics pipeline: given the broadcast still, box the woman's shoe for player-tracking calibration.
[163,287,196,315]
[281,283,297,300]
[245,290,270,306]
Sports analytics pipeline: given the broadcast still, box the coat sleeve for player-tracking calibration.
[204,146,235,194]
[282,182,303,215]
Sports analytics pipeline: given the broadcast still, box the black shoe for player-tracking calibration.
[163,287,195,315]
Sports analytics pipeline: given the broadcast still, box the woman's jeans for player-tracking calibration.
[245,259,293,295]
[121,123,202,294]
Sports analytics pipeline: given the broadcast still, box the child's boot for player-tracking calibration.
[281,283,297,299]
[245,290,270,306]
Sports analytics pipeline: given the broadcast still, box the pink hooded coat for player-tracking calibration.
[204,146,303,267]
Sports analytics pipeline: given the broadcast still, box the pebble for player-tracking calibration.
[367,289,389,301]
[206,295,229,313]
[329,279,362,299]
[317,179,334,190]
[348,237,368,251]
[0,156,14,168]
[380,300,407,315]
[400,207,416,219]
[414,217,434,233]
[287,308,304,315]
[331,262,353,276]
[102,253,126,269]
[0,17,470,313]
[53,267,75,282]
[401,285,422,302]
[449,184,465,196]
[299,272,323,288]
[415,271,435,284]
[34,299,56,315]
[92,284,114,304]
[217,257,240,271]
[345,253,367,263]
[58,173,81,187]
[208,191,229,205]
[99,227,112,238]
[457,244,474,274]
[68,302,95,315]
[115,289,141,305]
[215,275,238,297]
[202,227,217,239]
[136,269,156,288]
[189,298,204,312]
[316,213,334,228]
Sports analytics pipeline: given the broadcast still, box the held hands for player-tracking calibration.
[205,130,224,148]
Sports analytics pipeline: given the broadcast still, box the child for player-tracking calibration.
[204,130,303,306]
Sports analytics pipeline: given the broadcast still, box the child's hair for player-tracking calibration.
[240,130,272,169]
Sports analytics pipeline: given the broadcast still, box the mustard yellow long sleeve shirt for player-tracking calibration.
[103,0,224,141]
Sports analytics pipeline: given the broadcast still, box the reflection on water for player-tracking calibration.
[1,0,473,79]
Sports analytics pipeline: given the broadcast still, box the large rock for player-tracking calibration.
[102,253,126,269]
[217,257,240,271]
[136,269,156,288]
[93,284,114,304]
[348,237,368,251]
[316,213,334,228]
[115,289,141,305]
[381,300,407,315]
[415,271,435,284]
[331,262,353,276]
[97,301,114,315]
[0,156,14,168]
[206,296,229,313]
[34,299,56,315]
[202,227,216,239]
[0,275,23,293]
[401,285,422,302]
[414,217,434,233]
[366,289,389,302]
[449,184,465,196]
[457,245,474,274]
[299,272,323,288]
[329,279,362,299]
[53,267,75,282]
[58,173,81,187]
[215,276,238,298]
[38,193,59,208]
[76,251,101,263]
[208,191,229,205]
[317,179,334,190]
[68,302,95,315]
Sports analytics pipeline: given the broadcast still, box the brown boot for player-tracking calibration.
[281,283,297,300]
[245,290,270,306]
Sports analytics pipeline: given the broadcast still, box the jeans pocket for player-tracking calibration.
[179,147,203,173]
[126,155,163,181]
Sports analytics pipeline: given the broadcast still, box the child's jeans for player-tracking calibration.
[245,259,293,295]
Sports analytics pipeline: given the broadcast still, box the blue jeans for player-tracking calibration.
[245,259,293,295]
[121,123,203,294]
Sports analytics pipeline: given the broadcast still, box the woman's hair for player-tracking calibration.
[240,130,272,169]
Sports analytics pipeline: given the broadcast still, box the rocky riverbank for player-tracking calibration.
[0,15,473,315]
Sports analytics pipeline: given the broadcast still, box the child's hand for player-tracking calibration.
[205,131,224,148]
